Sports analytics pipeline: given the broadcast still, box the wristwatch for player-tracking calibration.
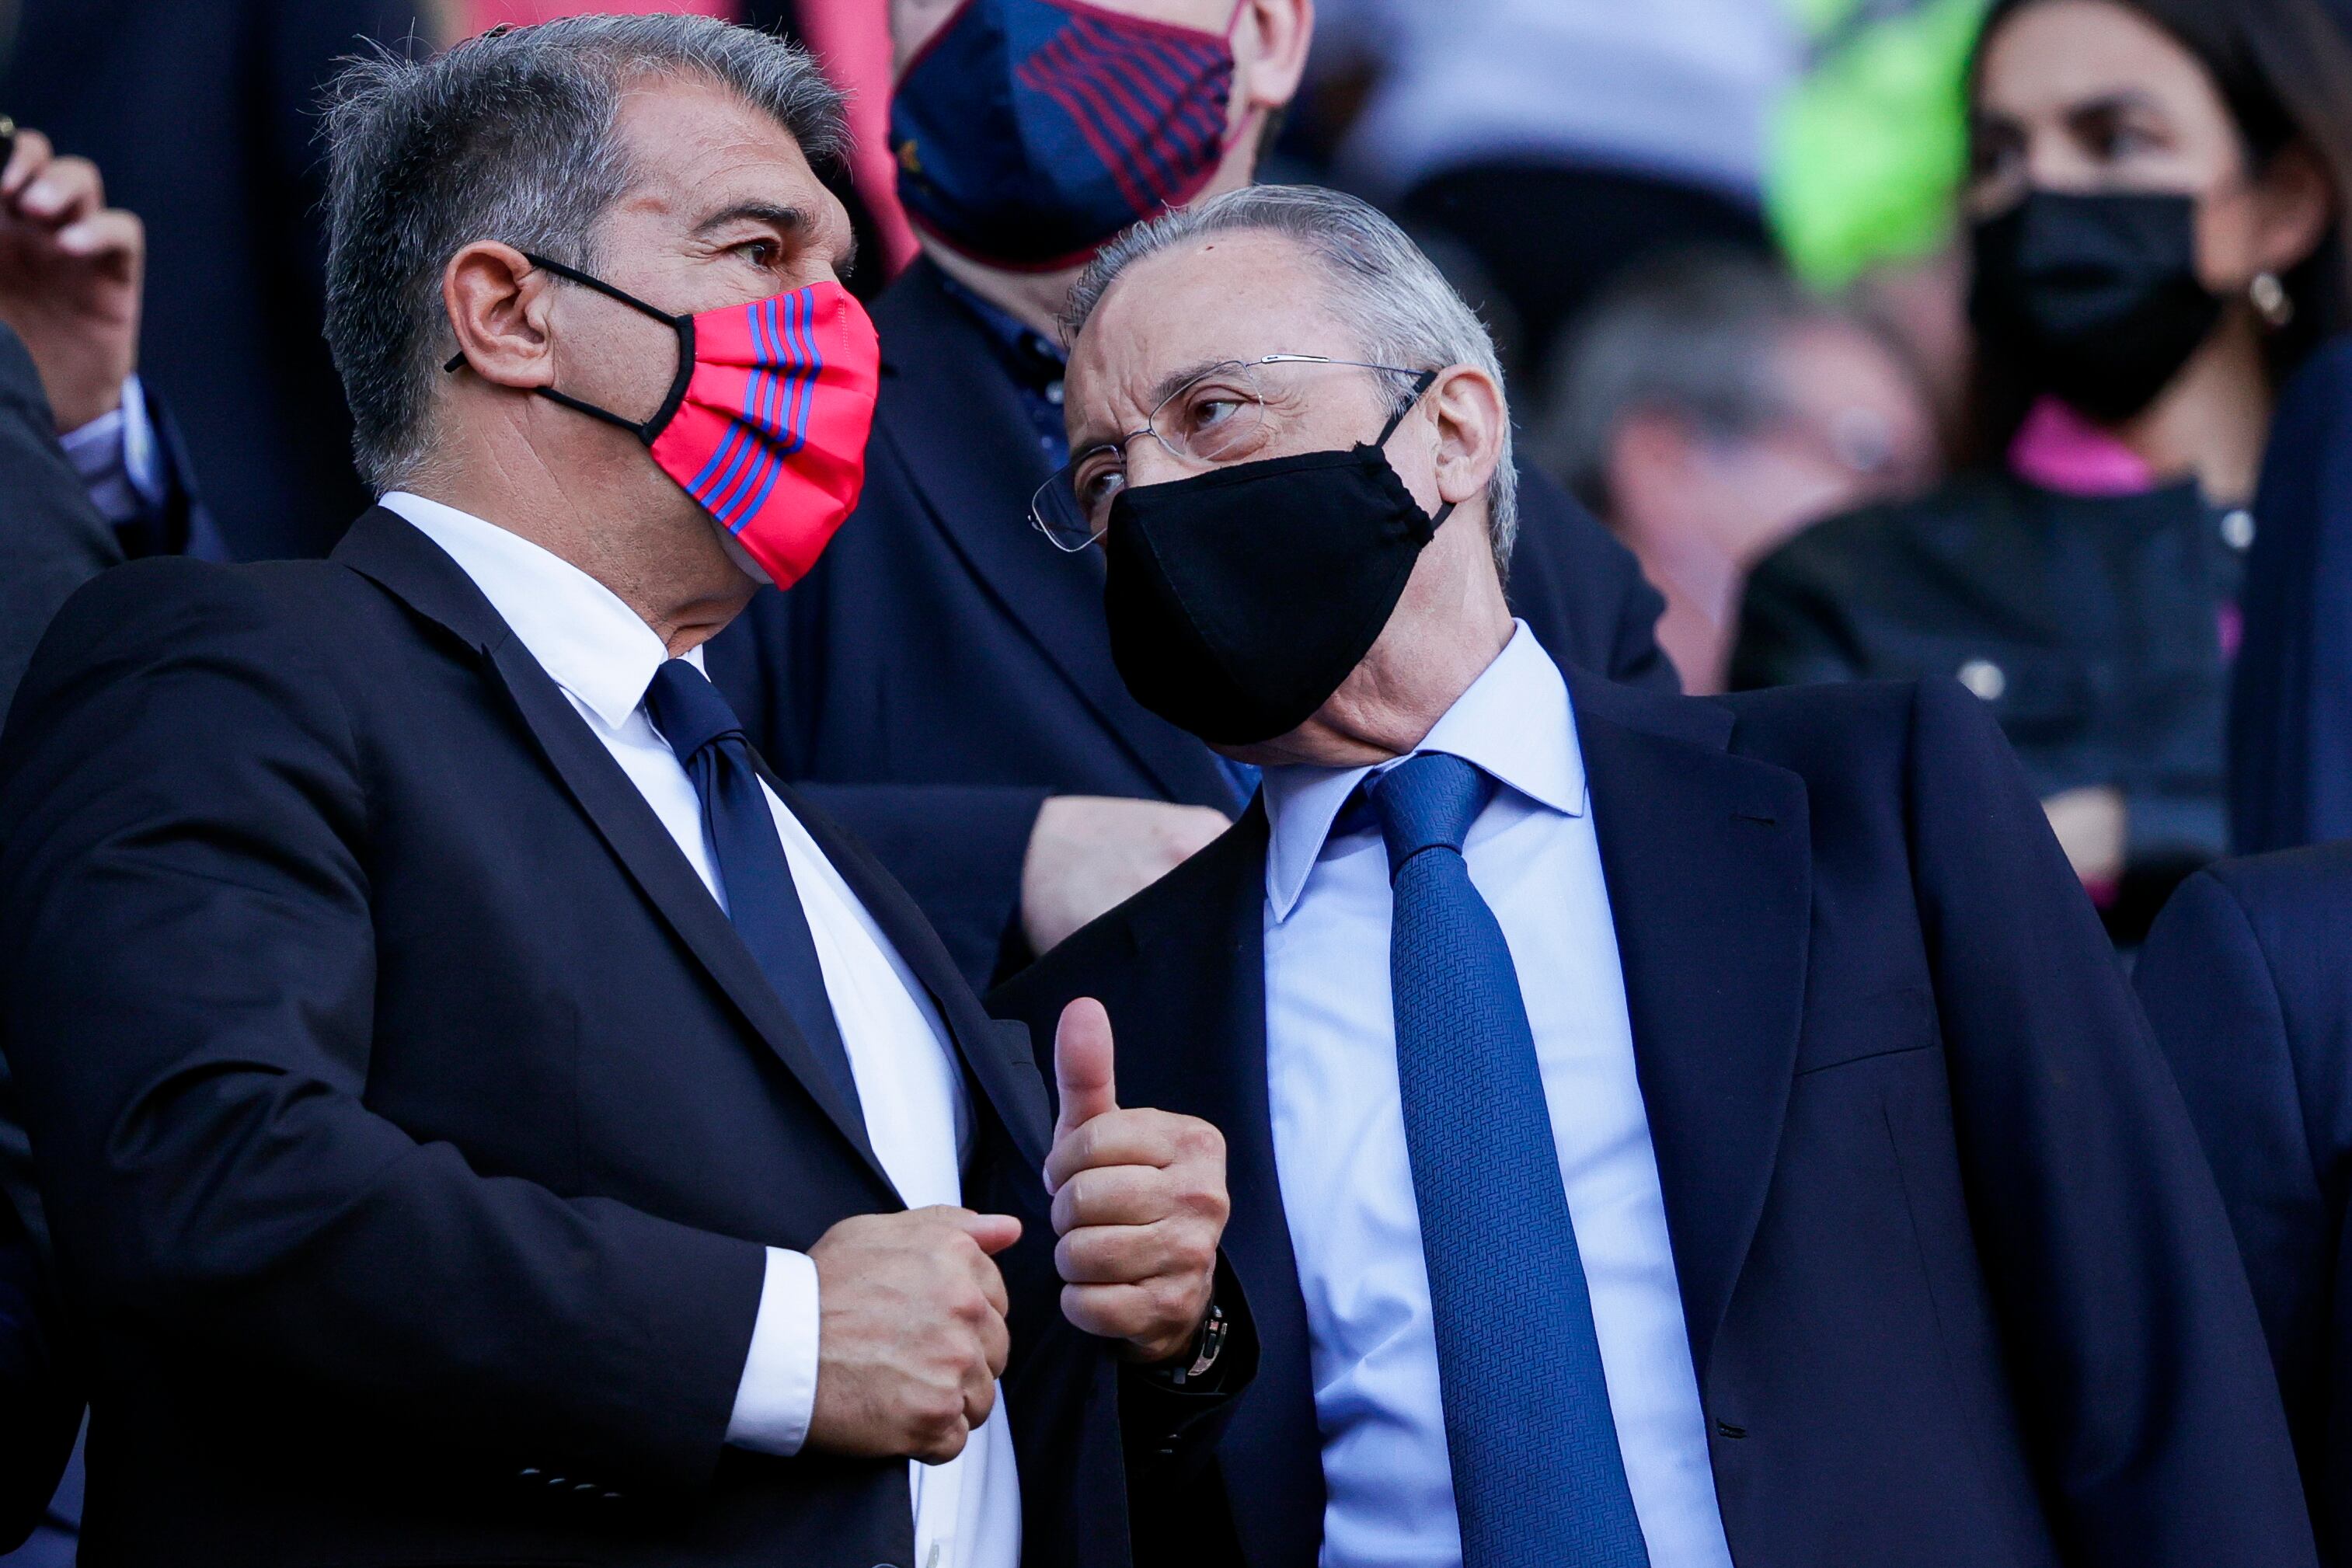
[1165,1298,1228,1387]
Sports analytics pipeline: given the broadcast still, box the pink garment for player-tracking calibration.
[797,0,920,279]
[2005,395,2159,497]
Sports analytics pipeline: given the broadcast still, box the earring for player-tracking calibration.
[2250,271,2295,329]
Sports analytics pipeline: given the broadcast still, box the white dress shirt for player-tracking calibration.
[381,492,1018,1568]
[1260,624,1734,1568]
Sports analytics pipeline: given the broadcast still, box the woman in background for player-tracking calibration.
[1733,0,2351,941]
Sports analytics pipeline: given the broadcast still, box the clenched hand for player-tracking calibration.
[1044,998,1228,1364]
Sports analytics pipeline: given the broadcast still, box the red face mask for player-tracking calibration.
[449,254,880,588]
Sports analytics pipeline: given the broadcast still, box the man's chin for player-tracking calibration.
[713,526,775,588]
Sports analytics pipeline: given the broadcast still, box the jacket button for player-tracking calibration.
[517,1467,540,1479]
[1957,658,2006,702]
[2221,508,2256,550]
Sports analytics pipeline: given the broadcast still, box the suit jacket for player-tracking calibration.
[0,1185,76,1553]
[2135,847,2352,1564]
[1,0,427,560]
[0,509,1214,1567]
[0,322,120,720]
[706,256,1674,991]
[2231,336,2352,855]
[991,670,2314,1568]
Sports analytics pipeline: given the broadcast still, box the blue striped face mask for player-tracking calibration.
[887,0,1246,271]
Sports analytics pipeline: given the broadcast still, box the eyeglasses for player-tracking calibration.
[1030,355,1439,551]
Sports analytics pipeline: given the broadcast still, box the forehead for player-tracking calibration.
[608,73,833,221]
[1067,230,1364,409]
[890,0,1235,65]
[1976,1,2220,117]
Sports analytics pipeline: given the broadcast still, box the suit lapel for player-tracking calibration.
[876,263,1232,806]
[765,767,1055,1174]
[1570,672,1811,1382]
[1118,806,1327,1564]
[334,510,894,1194]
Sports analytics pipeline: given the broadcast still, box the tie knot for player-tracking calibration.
[1371,751,1493,880]
[642,658,745,761]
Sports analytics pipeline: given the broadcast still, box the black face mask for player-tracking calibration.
[1969,189,2225,423]
[1103,401,1454,748]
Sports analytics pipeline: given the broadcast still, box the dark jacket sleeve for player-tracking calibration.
[0,1184,78,1552]
[0,323,122,720]
[0,563,766,1491]
[2231,336,2352,855]
[1903,677,2317,1566]
[1506,462,1678,692]
[2136,856,2352,1560]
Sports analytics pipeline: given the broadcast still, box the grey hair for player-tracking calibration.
[1538,249,1821,517]
[1064,185,1521,576]
[321,15,846,493]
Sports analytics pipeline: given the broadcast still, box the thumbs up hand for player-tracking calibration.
[1043,998,1229,1364]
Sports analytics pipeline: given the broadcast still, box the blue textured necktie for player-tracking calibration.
[643,659,862,1119]
[1373,751,1649,1568]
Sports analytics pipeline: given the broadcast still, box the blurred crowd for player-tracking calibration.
[2,0,2352,1563]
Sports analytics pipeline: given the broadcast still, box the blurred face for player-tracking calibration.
[887,0,1311,191]
[892,0,1240,65]
[1968,0,2329,292]
[1612,320,1936,573]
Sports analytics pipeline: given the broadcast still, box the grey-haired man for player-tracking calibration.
[0,19,1235,1567]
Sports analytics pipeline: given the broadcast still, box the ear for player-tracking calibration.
[2250,140,2336,280]
[1425,361,1506,511]
[1236,0,1312,118]
[443,241,559,392]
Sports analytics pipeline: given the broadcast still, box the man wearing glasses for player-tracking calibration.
[701,0,1674,997]
[991,184,2315,1568]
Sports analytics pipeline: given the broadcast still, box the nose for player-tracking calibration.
[1125,436,1195,489]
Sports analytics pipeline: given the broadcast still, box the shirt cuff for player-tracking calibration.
[724,1245,821,1456]
[57,374,162,524]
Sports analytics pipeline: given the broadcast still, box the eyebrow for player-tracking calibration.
[692,200,813,238]
[1070,357,1248,450]
[692,199,860,277]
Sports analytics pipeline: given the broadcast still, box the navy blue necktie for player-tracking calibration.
[1373,751,1649,1568]
[643,660,862,1119]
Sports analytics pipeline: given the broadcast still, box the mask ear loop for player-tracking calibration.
[1373,368,1455,532]
[440,252,699,448]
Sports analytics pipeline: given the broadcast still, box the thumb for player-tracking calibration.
[1053,996,1119,1143]
[946,1209,1024,1256]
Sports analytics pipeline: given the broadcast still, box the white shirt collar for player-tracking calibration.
[379,490,688,727]
[1260,622,1587,921]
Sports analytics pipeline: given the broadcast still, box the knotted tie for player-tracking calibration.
[1372,751,1649,1568]
[643,659,862,1118]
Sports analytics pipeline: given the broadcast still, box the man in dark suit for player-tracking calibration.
[2136,848,2352,1565]
[2231,335,2352,855]
[0,0,430,560]
[706,0,1674,991]
[991,183,2312,1567]
[0,20,1237,1564]
[0,121,216,1566]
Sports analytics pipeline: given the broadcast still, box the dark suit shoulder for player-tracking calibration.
[1702,674,1981,788]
